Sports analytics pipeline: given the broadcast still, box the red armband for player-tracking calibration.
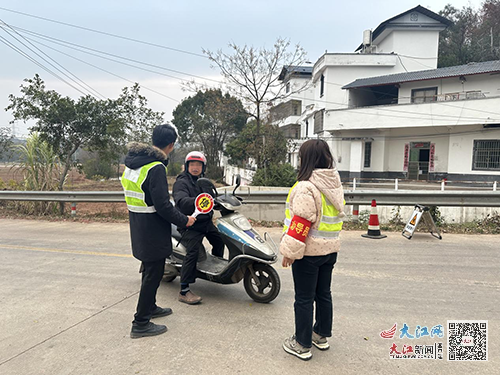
[286,215,312,243]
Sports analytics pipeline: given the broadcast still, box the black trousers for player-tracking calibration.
[291,252,338,348]
[133,259,165,326]
[180,221,225,284]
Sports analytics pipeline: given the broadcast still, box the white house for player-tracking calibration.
[269,5,497,182]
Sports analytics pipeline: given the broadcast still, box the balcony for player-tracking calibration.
[324,95,500,131]
[270,100,302,126]
[435,91,486,102]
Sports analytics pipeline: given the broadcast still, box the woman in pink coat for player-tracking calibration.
[280,139,345,360]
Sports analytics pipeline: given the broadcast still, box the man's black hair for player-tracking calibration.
[152,124,178,149]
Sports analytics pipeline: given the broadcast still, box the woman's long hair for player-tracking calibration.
[297,139,335,181]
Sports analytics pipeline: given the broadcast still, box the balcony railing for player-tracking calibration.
[428,91,486,103]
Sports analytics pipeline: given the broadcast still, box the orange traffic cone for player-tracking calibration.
[361,199,387,239]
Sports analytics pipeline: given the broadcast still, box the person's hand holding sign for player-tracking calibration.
[177,193,214,246]
[186,216,196,227]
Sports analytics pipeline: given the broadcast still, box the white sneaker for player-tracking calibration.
[312,331,330,350]
[283,335,312,360]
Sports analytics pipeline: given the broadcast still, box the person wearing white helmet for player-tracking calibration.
[172,151,225,304]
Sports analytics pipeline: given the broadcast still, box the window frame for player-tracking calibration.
[411,87,438,104]
[364,141,372,168]
[472,139,500,171]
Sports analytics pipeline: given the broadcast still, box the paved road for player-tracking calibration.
[0,218,498,375]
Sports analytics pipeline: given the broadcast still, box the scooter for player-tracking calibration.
[164,175,281,303]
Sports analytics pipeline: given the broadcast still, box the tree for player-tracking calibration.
[203,38,307,167]
[172,89,247,179]
[251,163,296,187]
[438,2,500,67]
[6,75,163,191]
[477,0,500,61]
[0,127,13,160]
[438,4,480,67]
[225,120,289,167]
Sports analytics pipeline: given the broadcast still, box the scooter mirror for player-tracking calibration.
[196,178,217,196]
[233,174,241,195]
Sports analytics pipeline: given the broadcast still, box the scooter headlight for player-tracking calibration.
[233,216,252,231]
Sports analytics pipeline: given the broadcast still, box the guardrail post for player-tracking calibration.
[494,181,497,192]
[395,178,398,191]
[71,202,77,216]
[441,180,445,191]
[352,204,359,222]
[353,178,356,191]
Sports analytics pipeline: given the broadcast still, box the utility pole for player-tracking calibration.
[491,27,494,52]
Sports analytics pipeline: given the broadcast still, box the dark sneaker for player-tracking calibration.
[130,322,167,339]
[151,306,173,318]
[178,291,202,305]
[283,335,312,360]
[312,331,330,350]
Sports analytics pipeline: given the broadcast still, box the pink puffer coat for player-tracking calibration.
[279,168,345,260]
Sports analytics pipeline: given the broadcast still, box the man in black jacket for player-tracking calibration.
[121,124,196,338]
[173,151,224,304]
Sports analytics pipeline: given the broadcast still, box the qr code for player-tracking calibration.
[448,320,488,361]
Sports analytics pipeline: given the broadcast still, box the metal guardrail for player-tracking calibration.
[1,189,500,207]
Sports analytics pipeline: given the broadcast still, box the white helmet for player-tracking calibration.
[185,151,207,174]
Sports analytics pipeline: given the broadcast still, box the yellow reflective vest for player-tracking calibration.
[283,182,343,239]
[121,161,165,213]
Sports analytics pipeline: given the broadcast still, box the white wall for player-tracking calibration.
[326,96,500,131]
[448,127,500,176]
[329,127,452,174]
[399,73,500,104]
[223,164,255,186]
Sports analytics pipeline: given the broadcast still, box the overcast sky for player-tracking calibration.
[0,0,485,137]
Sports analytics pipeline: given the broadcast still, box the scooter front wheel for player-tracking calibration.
[244,264,280,303]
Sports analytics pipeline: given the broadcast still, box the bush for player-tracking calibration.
[167,162,182,177]
[82,157,115,180]
[429,206,444,226]
[251,163,296,187]
[12,133,61,215]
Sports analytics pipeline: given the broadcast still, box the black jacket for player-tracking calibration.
[172,171,213,232]
[124,142,188,262]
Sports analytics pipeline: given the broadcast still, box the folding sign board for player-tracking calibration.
[402,205,442,240]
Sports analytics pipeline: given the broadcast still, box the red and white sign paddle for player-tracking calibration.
[193,193,214,218]
[176,193,215,246]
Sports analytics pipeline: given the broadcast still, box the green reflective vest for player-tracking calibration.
[121,161,165,213]
[283,181,343,239]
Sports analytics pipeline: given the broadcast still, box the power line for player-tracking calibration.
[397,55,409,73]
[0,6,207,59]
[0,34,89,97]
[0,20,105,99]
[10,24,222,84]
[4,14,499,123]
[29,37,179,103]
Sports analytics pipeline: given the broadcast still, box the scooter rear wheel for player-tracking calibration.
[244,264,280,303]
[162,274,177,282]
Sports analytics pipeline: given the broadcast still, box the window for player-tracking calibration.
[364,142,372,168]
[292,102,300,116]
[314,110,324,133]
[320,74,325,97]
[411,87,438,103]
[286,82,290,93]
[472,140,500,171]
